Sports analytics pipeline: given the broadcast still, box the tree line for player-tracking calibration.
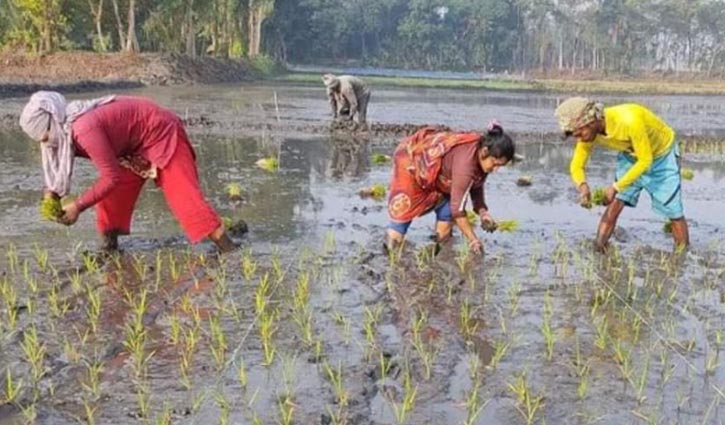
[2,0,725,76]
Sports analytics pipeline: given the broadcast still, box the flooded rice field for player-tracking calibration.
[1,84,725,424]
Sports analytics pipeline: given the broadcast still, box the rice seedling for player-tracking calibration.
[241,251,257,282]
[631,354,650,404]
[81,251,100,275]
[237,357,248,389]
[225,182,244,201]
[459,300,479,341]
[168,252,180,282]
[277,392,295,425]
[155,403,172,425]
[135,382,152,419]
[40,196,63,221]
[332,311,352,345]
[410,310,438,380]
[1,368,22,405]
[371,153,391,165]
[6,244,19,275]
[21,325,47,387]
[705,352,719,376]
[32,244,49,272]
[256,156,279,172]
[209,315,228,370]
[358,184,386,200]
[488,339,511,371]
[363,304,383,353]
[387,363,417,425]
[680,168,695,180]
[272,251,285,282]
[576,363,590,400]
[21,403,37,423]
[540,316,555,362]
[215,390,231,425]
[323,360,349,406]
[594,316,608,350]
[82,358,105,400]
[507,372,545,425]
[169,312,182,345]
[85,284,102,334]
[508,281,521,316]
[82,394,97,425]
[63,335,82,364]
[259,309,279,366]
[2,281,19,331]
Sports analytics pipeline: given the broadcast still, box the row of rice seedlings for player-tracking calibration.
[459,299,479,342]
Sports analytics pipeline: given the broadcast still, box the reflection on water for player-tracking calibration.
[2,128,725,259]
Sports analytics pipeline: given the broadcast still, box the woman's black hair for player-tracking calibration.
[479,124,515,161]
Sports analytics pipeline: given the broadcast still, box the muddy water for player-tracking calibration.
[1,84,725,424]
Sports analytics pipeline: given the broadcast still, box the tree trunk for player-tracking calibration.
[111,0,126,50]
[88,0,107,51]
[185,0,196,56]
[125,0,139,52]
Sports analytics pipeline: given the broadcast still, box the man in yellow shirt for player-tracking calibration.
[555,97,689,251]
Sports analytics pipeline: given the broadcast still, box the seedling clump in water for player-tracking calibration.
[680,168,695,180]
[359,184,386,200]
[371,153,391,165]
[225,183,243,201]
[256,156,279,172]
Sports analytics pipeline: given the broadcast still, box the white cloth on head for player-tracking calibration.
[18,91,115,196]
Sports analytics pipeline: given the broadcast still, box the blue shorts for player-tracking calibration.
[615,143,684,219]
[388,197,453,235]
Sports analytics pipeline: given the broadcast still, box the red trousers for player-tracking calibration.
[95,138,221,243]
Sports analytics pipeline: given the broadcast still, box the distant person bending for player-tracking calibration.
[322,74,371,125]
[386,122,516,254]
[18,91,238,253]
[555,97,689,251]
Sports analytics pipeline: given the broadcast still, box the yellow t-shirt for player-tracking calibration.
[569,104,675,190]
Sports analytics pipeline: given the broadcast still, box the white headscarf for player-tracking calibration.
[18,91,116,196]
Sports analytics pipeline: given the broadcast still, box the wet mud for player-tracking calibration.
[1,84,725,424]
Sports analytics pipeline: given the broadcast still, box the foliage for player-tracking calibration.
[2,0,725,75]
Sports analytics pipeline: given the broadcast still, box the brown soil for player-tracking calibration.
[0,52,253,97]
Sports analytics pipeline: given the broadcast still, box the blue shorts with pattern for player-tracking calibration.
[615,143,684,219]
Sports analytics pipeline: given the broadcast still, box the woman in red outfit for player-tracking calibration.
[387,123,516,254]
[19,91,237,252]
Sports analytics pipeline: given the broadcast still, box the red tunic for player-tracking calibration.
[71,96,182,212]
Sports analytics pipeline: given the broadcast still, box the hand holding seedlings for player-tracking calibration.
[58,201,81,226]
[480,210,497,233]
[578,183,592,208]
